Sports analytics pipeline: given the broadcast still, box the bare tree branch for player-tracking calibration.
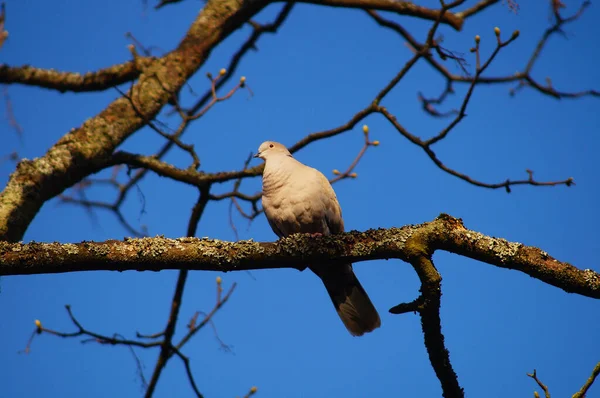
[295,0,464,30]
[26,305,162,349]
[368,2,598,101]
[23,277,236,398]
[528,362,600,398]
[185,3,294,117]
[1,214,598,298]
[404,253,463,397]
[527,369,551,398]
[573,361,600,398]
[456,0,500,19]
[61,3,295,237]
[155,0,184,10]
[2,1,598,396]
[0,60,152,92]
[10,214,600,397]
[0,0,267,243]
[155,0,465,32]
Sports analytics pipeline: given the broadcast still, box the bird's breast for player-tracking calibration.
[262,170,327,235]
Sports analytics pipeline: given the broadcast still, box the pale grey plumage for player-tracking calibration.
[255,141,381,336]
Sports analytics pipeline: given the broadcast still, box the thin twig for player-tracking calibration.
[527,369,551,398]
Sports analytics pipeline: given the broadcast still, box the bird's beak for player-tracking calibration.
[253,152,260,159]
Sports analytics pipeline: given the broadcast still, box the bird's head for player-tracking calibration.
[254,141,292,161]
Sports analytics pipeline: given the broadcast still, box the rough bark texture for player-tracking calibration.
[0,61,150,92]
[1,2,596,396]
[0,0,265,243]
[2,214,598,300]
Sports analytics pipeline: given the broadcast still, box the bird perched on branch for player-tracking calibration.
[254,141,380,336]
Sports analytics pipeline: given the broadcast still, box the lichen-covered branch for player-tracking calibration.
[67,4,294,234]
[526,362,600,398]
[401,248,463,397]
[573,361,600,398]
[0,0,266,243]
[10,213,598,397]
[1,214,598,299]
[0,61,151,93]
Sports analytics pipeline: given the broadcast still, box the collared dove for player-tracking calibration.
[254,141,381,336]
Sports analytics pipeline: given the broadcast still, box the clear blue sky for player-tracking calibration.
[1,1,599,397]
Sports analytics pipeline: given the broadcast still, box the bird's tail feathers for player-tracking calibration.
[317,264,381,336]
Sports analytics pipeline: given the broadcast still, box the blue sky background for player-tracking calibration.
[1,1,599,397]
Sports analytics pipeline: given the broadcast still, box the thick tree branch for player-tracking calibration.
[403,248,463,397]
[2,214,598,299]
[0,0,266,242]
[185,3,294,117]
[13,213,597,397]
[3,1,596,396]
[48,4,293,240]
[0,61,151,92]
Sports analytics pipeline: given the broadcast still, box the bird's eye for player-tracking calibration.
[269,144,274,148]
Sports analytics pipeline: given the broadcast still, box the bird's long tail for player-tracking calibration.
[315,264,381,336]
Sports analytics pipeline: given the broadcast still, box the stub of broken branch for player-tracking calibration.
[1,214,598,299]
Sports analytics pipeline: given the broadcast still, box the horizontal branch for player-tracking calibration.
[294,0,463,30]
[1,214,598,300]
[0,60,151,92]
[111,151,263,185]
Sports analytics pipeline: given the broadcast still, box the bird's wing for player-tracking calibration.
[315,170,345,235]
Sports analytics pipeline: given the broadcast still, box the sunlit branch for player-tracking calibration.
[573,361,600,398]
[297,0,464,30]
[3,215,599,302]
[0,60,151,92]
[59,4,294,238]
